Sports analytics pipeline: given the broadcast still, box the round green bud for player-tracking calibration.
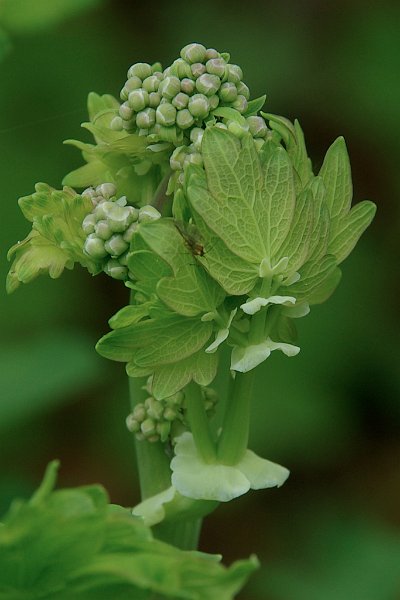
[94,201,113,220]
[219,81,238,103]
[196,73,221,96]
[82,213,96,235]
[136,107,156,129]
[163,407,178,421]
[104,234,129,257]
[151,62,163,73]
[84,234,108,259]
[181,78,195,94]
[236,81,250,100]
[172,92,189,110]
[232,95,248,113]
[110,116,123,131]
[247,116,268,137]
[171,58,193,79]
[97,183,116,198]
[226,64,243,84]
[160,76,181,100]
[122,76,142,98]
[170,146,188,171]
[141,418,156,437]
[123,222,139,242]
[180,43,207,64]
[209,94,220,110]
[104,259,128,280]
[126,414,140,433]
[142,75,160,93]
[156,103,177,126]
[186,152,203,167]
[227,120,248,138]
[128,89,149,112]
[146,397,164,420]
[189,127,204,149]
[118,251,129,266]
[167,390,185,406]
[128,62,152,80]
[191,62,206,78]
[176,108,194,129]
[107,204,135,233]
[205,57,226,77]
[205,48,219,60]
[119,102,133,121]
[81,187,96,201]
[95,220,113,240]
[148,92,161,108]
[188,93,210,118]
[133,403,146,422]
[138,205,161,222]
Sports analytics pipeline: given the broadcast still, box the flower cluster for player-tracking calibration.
[81,183,161,281]
[126,385,218,443]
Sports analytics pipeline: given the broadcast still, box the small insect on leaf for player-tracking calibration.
[174,220,205,257]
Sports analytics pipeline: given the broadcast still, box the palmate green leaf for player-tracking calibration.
[0,463,256,600]
[137,219,225,316]
[96,313,213,367]
[7,183,99,292]
[319,137,376,264]
[151,345,218,399]
[187,129,297,272]
[281,255,341,305]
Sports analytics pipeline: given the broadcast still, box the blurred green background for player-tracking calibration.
[1,1,399,598]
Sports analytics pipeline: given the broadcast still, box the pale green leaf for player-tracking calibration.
[327,200,377,264]
[319,136,352,224]
[281,255,341,305]
[62,160,108,188]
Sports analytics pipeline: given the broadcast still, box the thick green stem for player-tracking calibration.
[217,370,255,465]
[185,381,217,463]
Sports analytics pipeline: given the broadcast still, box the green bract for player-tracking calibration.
[0,462,257,599]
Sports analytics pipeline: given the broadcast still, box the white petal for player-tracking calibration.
[282,302,310,318]
[205,327,229,353]
[237,450,290,489]
[132,486,175,526]
[230,343,272,372]
[240,295,296,315]
[171,433,250,502]
[266,337,300,357]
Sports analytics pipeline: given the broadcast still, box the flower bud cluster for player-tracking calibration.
[126,385,218,443]
[113,44,261,145]
[81,183,161,281]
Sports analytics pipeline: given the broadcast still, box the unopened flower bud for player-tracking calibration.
[141,418,156,437]
[170,146,188,170]
[232,95,248,113]
[119,102,133,121]
[151,62,163,73]
[95,220,113,240]
[104,259,128,280]
[84,234,108,259]
[146,397,164,420]
[97,183,116,198]
[133,404,146,422]
[209,94,220,110]
[219,82,238,103]
[247,116,268,137]
[254,138,265,152]
[126,414,140,433]
[104,234,129,257]
[176,108,194,130]
[82,213,96,234]
[205,48,219,60]
[156,421,171,442]
[128,89,149,112]
[205,57,225,77]
[123,76,142,95]
[236,81,250,100]
[171,58,193,79]
[107,205,135,233]
[143,75,160,93]
[148,92,161,108]
[123,222,139,242]
[156,103,177,126]
[190,127,204,150]
[196,73,221,96]
[227,120,248,138]
[181,78,195,94]
[180,43,207,64]
[172,92,189,110]
[191,62,206,78]
[110,116,123,131]
[128,62,152,80]
[136,107,156,129]
[138,205,161,222]
[188,94,210,118]
[160,76,181,99]
[164,407,178,421]
[226,64,243,84]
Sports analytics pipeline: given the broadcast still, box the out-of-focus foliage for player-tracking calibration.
[1,1,399,599]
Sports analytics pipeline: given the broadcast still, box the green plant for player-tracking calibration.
[4,43,376,598]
